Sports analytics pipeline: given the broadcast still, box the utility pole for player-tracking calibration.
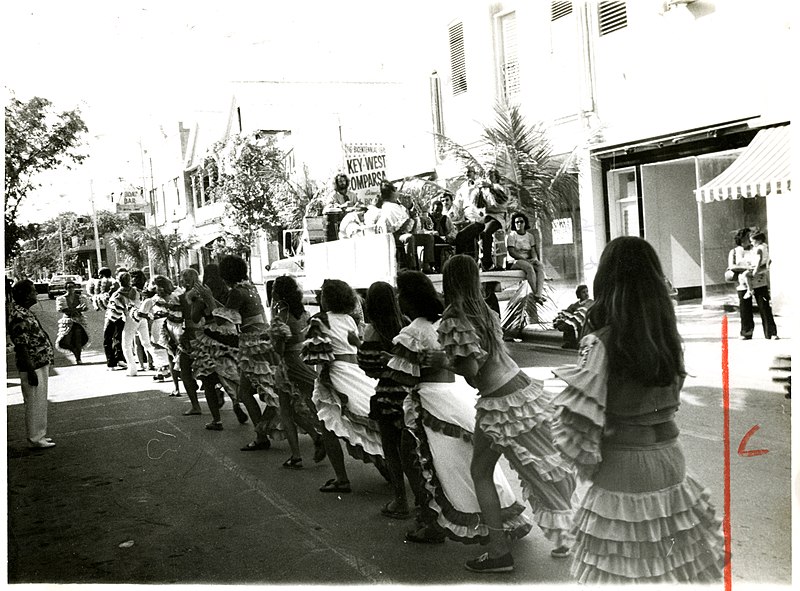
[138,138,155,276]
[57,210,66,273]
[90,180,103,270]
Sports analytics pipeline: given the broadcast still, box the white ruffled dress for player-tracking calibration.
[302,312,384,462]
[390,317,531,544]
[438,311,576,545]
[551,330,725,584]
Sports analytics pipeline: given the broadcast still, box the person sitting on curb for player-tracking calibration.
[553,284,593,349]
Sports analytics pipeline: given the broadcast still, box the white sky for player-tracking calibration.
[3,0,439,222]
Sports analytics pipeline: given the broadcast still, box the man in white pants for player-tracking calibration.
[7,279,55,449]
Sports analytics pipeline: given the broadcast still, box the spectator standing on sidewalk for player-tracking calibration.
[7,279,56,449]
[727,227,778,340]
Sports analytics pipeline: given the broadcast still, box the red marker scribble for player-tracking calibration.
[721,315,732,591]
[738,425,769,457]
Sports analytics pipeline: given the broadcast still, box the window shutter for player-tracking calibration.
[598,1,627,36]
[551,1,572,21]
[449,22,468,95]
[500,12,520,100]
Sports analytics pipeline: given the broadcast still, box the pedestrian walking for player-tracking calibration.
[552,236,725,584]
[392,271,532,546]
[7,279,56,448]
[54,279,89,364]
[436,254,576,573]
[301,278,384,493]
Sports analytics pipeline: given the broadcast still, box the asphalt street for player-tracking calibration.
[4,294,793,586]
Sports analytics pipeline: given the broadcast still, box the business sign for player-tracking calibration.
[343,142,387,201]
[552,217,573,245]
[116,202,149,214]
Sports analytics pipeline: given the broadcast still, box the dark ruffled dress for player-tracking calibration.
[552,327,725,584]
[192,307,241,399]
[301,312,383,462]
[357,324,411,429]
[438,310,577,545]
[390,317,531,544]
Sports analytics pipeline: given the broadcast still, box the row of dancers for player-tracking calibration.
[161,239,725,582]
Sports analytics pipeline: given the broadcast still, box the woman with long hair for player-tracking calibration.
[551,236,724,584]
[357,281,414,518]
[270,275,325,468]
[435,255,576,573]
[391,271,532,546]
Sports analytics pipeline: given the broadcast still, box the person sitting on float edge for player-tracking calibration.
[553,284,593,349]
[506,212,546,304]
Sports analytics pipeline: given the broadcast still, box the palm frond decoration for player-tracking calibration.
[435,103,579,227]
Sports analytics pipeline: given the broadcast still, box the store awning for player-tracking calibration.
[695,125,791,202]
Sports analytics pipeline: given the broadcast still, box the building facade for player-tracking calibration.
[428,0,792,313]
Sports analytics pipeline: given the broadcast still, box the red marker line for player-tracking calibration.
[721,315,732,590]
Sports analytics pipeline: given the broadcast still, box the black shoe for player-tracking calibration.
[405,525,445,544]
[464,552,514,573]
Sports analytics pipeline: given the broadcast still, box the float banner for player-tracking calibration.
[343,143,387,201]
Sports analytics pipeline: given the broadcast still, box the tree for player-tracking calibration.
[108,226,148,270]
[210,133,298,258]
[142,226,194,280]
[5,95,88,261]
[435,102,579,228]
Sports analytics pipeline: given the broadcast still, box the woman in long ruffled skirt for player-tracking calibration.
[302,279,384,493]
[433,255,576,573]
[551,237,725,584]
[391,271,531,547]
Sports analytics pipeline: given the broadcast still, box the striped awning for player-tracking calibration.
[695,124,791,202]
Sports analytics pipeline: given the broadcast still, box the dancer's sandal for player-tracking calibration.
[550,546,571,559]
[183,408,202,416]
[282,457,303,470]
[319,478,351,493]
[205,421,223,431]
[240,440,271,451]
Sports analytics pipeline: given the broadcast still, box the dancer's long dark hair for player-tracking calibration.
[272,275,305,319]
[396,271,443,323]
[365,281,406,346]
[441,255,503,358]
[586,236,685,386]
[202,263,228,303]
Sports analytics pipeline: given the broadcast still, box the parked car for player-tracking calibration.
[48,274,83,299]
[33,280,50,295]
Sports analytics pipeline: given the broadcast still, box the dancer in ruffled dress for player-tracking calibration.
[357,281,414,517]
[188,263,248,429]
[391,271,531,547]
[302,279,384,493]
[218,255,282,451]
[269,275,325,468]
[55,279,89,364]
[551,236,725,584]
[435,255,576,573]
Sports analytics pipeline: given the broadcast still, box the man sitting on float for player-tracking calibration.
[322,173,358,241]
